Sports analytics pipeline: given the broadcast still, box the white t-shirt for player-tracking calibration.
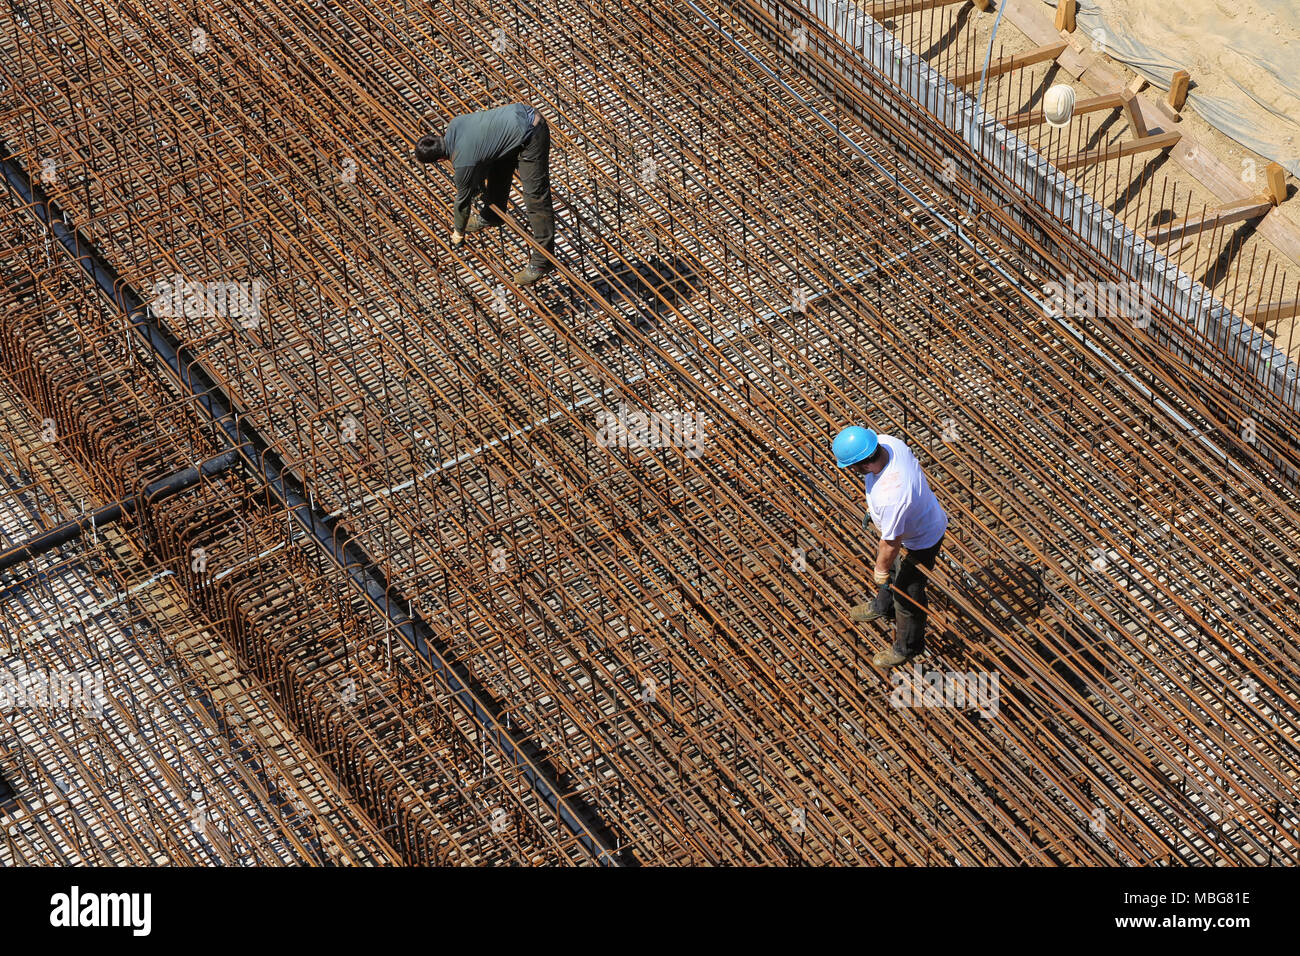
[863,434,948,550]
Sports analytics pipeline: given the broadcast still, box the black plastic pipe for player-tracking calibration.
[0,450,242,575]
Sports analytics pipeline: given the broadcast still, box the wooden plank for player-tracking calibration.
[998,0,1090,77]
[1167,137,1256,202]
[1244,299,1300,326]
[1267,162,1287,207]
[1168,138,1300,265]
[1058,131,1181,171]
[999,92,1123,131]
[1167,70,1191,112]
[1121,89,1147,139]
[1147,195,1274,245]
[949,40,1068,88]
[1055,0,1077,33]
[870,0,969,20]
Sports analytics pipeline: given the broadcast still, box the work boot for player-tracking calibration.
[849,603,887,623]
[872,647,910,669]
[513,263,554,287]
[465,212,502,234]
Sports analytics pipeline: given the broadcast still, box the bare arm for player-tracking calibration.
[874,536,902,582]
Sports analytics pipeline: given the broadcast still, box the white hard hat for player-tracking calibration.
[1044,84,1076,128]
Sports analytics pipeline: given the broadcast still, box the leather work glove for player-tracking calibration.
[450,230,465,249]
[872,568,890,587]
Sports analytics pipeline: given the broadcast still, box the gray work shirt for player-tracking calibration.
[444,103,535,232]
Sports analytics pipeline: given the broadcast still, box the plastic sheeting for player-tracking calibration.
[1042,0,1300,179]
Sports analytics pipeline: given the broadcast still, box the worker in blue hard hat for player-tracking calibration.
[833,425,948,669]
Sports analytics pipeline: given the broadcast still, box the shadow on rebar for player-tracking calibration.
[564,255,703,346]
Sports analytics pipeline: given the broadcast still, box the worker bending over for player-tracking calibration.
[833,426,948,670]
[415,102,556,287]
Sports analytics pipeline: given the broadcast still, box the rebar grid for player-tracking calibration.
[0,0,1297,865]
[0,331,402,864]
[0,207,595,865]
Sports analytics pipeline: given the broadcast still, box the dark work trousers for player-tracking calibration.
[871,534,945,657]
[479,117,555,269]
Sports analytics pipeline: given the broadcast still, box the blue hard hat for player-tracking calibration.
[833,426,878,468]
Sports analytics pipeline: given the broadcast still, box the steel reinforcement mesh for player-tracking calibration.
[0,0,1297,865]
